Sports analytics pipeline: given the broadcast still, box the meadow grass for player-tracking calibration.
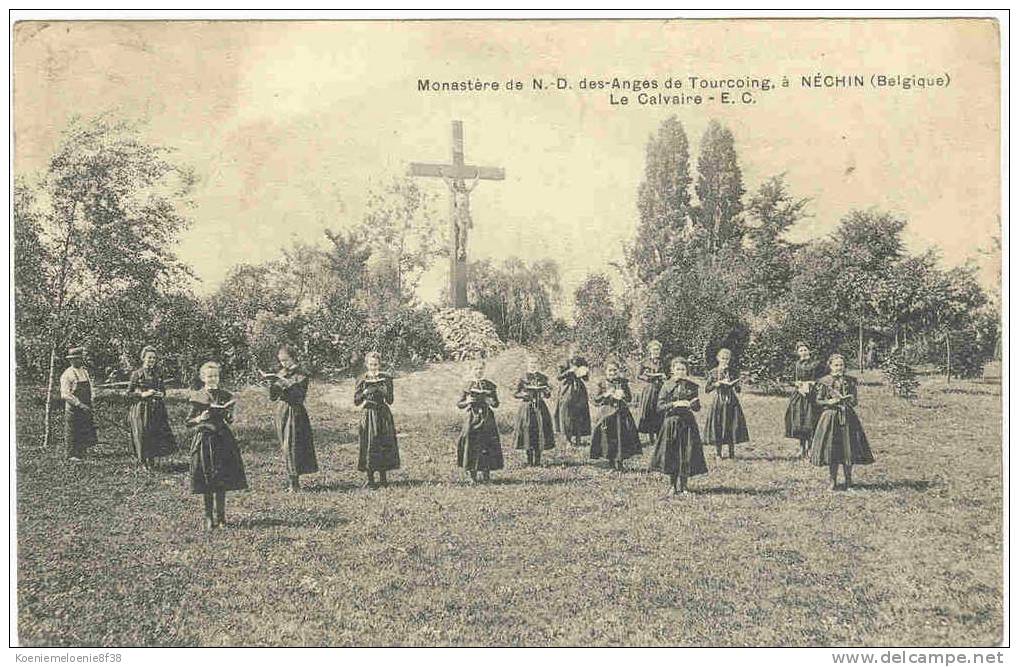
[15,350,1002,646]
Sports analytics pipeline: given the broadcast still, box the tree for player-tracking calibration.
[743,174,809,309]
[573,274,631,365]
[468,257,562,344]
[626,116,695,284]
[694,120,745,259]
[13,178,52,380]
[30,115,195,449]
[361,176,443,308]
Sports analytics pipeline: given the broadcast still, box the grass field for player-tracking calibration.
[15,349,1003,646]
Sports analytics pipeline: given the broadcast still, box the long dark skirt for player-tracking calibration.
[456,406,504,471]
[189,424,248,494]
[555,381,592,438]
[275,401,318,475]
[64,405,97,457]
[809,408,875,466]
[129,399,177,460]
[359,404,400,472]
[590,407,642,461]
[703,395,750,445]
[636,382,664,435]
[514,399,556,451]
[650,413,708,477]
[784,391,819,439]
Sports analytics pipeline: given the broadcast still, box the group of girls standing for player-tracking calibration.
[87,336,876,531]
[553,339,875,495]
[551,340,750,495]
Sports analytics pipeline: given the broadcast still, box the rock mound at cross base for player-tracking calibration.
[432,308,504,361]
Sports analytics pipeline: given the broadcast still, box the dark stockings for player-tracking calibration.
[829,463,854,490]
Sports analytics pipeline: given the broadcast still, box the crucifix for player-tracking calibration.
[409,120,505,308]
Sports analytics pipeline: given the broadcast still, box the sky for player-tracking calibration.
[13,19,1002,313]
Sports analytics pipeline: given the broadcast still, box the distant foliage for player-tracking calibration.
[572,274,632,365]
[14,115,196,381]
[881,352,919,399]
[432,308,504,361]
[937,330,994,380]
[468,257,562,344]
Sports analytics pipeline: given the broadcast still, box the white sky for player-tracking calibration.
[14,19,1002,313]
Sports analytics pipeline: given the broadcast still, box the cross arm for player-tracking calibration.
[409,162,505,181]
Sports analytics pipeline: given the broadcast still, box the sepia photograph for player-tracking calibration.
[9,13,1006,651]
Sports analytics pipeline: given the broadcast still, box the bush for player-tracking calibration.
[881,351,919,399]
[363,305,445,367]
[742,336,789,395]
[937,333,990,380]
[432,308,504,361]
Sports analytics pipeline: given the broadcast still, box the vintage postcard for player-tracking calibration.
[10,15,1004,650]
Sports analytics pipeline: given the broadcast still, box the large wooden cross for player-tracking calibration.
[409,120,505,308]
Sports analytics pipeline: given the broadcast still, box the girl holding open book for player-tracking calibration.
[635,339,666,445]
[128,345,177,469]
[555,345,592,447]
[650,355,707,495]
[590,357,642,471]
[187,361,247,531]
[784,341,825,459]
[456,356,503,483]
[809,353,875,490]
[262,344,318,493]
[703,348,750,460]
[354,351,400,488]
[512,353,556,466]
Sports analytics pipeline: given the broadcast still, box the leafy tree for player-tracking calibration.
[13,178,52,380]
[467,257,562,344]
[743,174,809,309]
[26,115,195,449]
[573,274,632,366]
[626,116,695,284]
[361,176,443,307]
[694,120,745,259]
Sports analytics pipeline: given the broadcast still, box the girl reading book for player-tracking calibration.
[635,340,666,445]
[263,344,318,493]
[456,357,503,483]
[555,345,592,447]
[809,353,875,490]
[650,356,707,495]
[187,361,247,531]
[512,353,556,466]
[128,345,177,469]
[703,348,750,460]
[784,341,824,459]
[590,357,642,471]
[354,351,400,488]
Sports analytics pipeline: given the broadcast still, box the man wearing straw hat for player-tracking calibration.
[60,346,98,461]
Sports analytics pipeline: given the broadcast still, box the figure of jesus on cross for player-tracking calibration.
[409,120,505,308]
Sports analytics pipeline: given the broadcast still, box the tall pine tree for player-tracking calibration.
[627,115,693,285]
[694,120,745,259]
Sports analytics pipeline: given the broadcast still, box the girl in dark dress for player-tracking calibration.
[650,356,707,495]
[590,358,642,471]
[809,353,875,490]
[263,344,318,493]
[635,340,667,445]
[512,354,556,466]
[187,361,247,531]
[128,346,177,469]
[784,341,825,459]
[555,346,592,447]
[354,351,400,488]
[703,348,750,460]
[456,357,503,483]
